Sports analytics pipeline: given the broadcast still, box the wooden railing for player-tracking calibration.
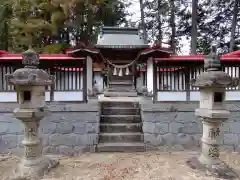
[156,65,240,92]
[153,60,240,101]
[0,60,87,102]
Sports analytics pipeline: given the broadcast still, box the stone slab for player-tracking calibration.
[187,157,239,179]
[11,156,59,180]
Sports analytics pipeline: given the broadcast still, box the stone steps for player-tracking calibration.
[97,96,144,152]
[100,123,142,133]
[97,142,145,152]
[106,74,136,97]
[99,132,143,142]
[101,102,140,108]
[107,87,134,92]
[100,115,141,123]
[111,75,132,81]
[104,91,138,97]
[108,83,134,92]
[109,81,132,85]
[102,107,140,115]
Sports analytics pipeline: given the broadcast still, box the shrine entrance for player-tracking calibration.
[67,26,171,98]
[102,49,140,97]
[66,26,172,152]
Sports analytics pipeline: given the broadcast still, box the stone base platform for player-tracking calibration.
[11,155,59,180]
[186,157,239,179]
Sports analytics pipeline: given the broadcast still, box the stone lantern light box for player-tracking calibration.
[199,89,225,110]
[194,68,236,119]
[18,85,46,109]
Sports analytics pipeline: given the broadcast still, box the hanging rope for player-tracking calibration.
[105,58,136,69]
[84,45,163,76]
[97,46,149,67]
[101,47,152,76]
[105,54,141,76]
[90,46,146,76]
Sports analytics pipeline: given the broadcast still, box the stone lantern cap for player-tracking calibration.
[5,48,55,86]
[191,46,239,88]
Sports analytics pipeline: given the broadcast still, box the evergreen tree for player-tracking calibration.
[0,0,130,52]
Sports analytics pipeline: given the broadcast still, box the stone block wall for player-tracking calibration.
[1,100,240,155]
[141,101,240,152]
[0,100,99,155]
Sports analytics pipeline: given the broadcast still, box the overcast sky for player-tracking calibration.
[126,1,190,55]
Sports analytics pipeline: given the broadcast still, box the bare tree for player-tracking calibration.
[170,0,176,54]
[191,0,198,54]
[229,0,239,52]
[139,0,148,43]
[157,0,162,43]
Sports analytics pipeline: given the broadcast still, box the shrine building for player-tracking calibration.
[0,26,239,102]
[0,26,240,153]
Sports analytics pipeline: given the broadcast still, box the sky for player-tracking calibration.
[126,1,191,55]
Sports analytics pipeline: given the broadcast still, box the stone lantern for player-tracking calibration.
[5,49,58,179]
[187,46,239,178]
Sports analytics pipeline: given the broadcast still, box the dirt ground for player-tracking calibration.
[1,151,240,180]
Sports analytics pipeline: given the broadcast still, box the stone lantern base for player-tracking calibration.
[11,156,59,180]
[187,157,238,179]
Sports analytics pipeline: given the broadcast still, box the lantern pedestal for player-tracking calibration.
[17,156,58,179]
[187,157,237,179]
[12,108,58,179]
[187,115,237,179]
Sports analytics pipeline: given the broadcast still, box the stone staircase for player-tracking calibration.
[104,74,138,97]
[97,101,145,152]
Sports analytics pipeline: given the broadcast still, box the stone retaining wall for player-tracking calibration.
[141,101,240,152]
[1,100,240,155]
[0,100,99,155]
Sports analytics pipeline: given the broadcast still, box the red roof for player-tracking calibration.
[0,51,84,60]
[1,50,240,72]
[154,55,240,62]
[66,46,171,63]
[1,49,240,62]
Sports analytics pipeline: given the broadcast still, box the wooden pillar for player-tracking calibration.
[185,68,190,101]
[238,65,240,91]
[82,59,88,102]
[86,56,93,92]
[153,59,157,101]
[147,57,154,93]
[106,63,110,89]
[132,63,136,90]
[50,67,54,101]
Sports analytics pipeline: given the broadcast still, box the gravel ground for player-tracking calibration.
[1,151,240,180]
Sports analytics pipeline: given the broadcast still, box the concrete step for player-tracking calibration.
[109,81,132,85]
[99,132,143,142]
[97,142,145,152]
[100,123,142,133]
[100,115,141,123]
[102,107,140,115]
[101,101,140,108]
[111,75,133,81]
[107,87,135,92]
[104,91,138,97]
[108,85,133,91]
